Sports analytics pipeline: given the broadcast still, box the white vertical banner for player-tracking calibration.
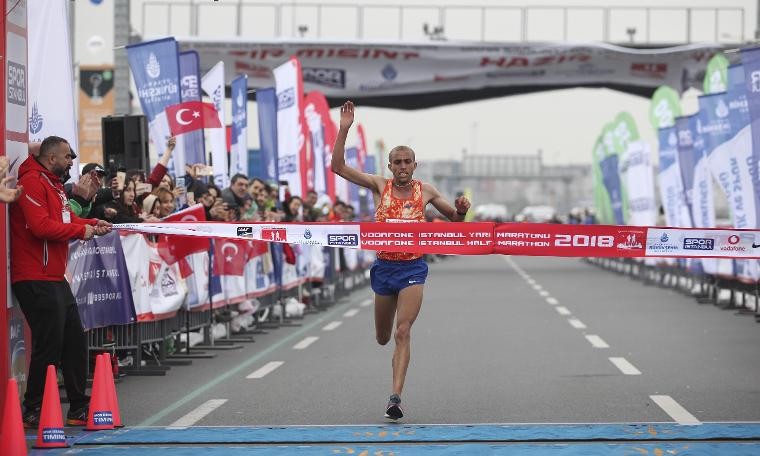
[230,74,248,178]
[690,127,717,274]
[28,0,79,178]
[201,61,228,188]
[273,58,306,197]
[621,140,656,227]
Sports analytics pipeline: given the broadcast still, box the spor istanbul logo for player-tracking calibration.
[29,102,43,135]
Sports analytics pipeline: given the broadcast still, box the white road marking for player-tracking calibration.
[650,395,701,425]
[585,335,609,348]
[568,318,586,329]
[555,306,571,316]
[343,309,359,318]
[293,336,319,350]
[609,357,641,375]
[359,299,373,307]
[246,361,284,379]
[168,399,227,428]
[322,321,343,331]
[539,290,550,297]
[532,284,542,291]
[546,297,559,305]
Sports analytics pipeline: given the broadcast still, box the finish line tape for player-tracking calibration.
[113,221,760,259]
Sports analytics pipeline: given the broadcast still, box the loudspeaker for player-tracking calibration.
[101,115,149,172]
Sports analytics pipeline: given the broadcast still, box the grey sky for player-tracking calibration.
[75,0,757,165]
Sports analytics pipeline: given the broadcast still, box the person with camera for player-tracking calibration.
[11,136,112,427]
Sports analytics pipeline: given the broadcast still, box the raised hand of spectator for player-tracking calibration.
[110,177,120,198]
[0,175,22,203]
[103,206,117,219]
[72,173,99,201]
[173,185,186,199]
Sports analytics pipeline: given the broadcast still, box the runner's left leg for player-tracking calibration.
[392,284,424,396]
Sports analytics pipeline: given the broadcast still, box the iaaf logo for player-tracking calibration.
[262,228,287,242]
[327,234,358,247]
[237,226,254,237]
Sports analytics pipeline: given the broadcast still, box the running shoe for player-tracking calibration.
[22,407,40,429]
[384,394,403,420]
[65,405,89,426]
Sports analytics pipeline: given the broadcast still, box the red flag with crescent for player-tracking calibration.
[156,204,209,266]
[166,101,223,135]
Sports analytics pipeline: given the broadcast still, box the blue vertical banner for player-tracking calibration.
[739,47,760,221]
[674,115,696,224]
[179,51,206,166]
[599,154,624,225]
[230,75,249,178]
[257,87,279,184]
[126,38,181,173]
[67,233,136,330]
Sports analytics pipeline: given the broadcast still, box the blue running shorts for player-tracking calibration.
[370,257,428,296]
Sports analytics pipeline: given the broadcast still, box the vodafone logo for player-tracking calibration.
[728,235,740,245]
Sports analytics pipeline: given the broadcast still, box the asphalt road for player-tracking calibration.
[112,255,760,427]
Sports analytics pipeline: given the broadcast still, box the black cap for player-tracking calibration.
[82,163,105,175]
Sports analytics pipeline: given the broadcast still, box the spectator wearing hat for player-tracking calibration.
[142,193,161,219]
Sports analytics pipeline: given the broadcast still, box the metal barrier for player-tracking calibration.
[586,257,760,323]
[87,247,371,377]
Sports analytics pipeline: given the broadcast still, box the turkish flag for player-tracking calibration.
[213,239,247,276]
[157,204,209,264]
[245,240,269,260]
[166,101,223,135]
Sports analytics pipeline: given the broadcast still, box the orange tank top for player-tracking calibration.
[374,179,425,261]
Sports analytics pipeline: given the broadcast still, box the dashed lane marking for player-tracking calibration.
[556,306,571,316]
[609,357,641,375]
[167,399,228,428]
[585,335,609,348]
[322,321,343,331]
[568,318,586,329]
[293,336,319,350]
[246,361,284,379]
[650,395,701,425]
[546,297,559,305]
[343,309,360,318]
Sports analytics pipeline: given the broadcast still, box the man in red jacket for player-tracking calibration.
[10,136,111,427]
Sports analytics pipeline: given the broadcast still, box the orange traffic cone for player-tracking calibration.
[85,354,114,431]
[0,378,28,456]
[34,365,68,448]
[102,353,123,428]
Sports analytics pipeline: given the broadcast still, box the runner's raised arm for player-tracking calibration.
[331,101,384,194]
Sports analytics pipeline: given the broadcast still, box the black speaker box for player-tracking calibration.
[101,115,149,172]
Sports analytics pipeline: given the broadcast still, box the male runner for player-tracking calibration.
[331,101,471,420]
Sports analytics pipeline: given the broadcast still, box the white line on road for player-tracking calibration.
[585,335,609,348]
[532,284,542,291]
[293,336,319,350]
[343,309,359,318]
[546,297,559,305]
[246,361,284,379]
[568,318,586,329]
[650,395,701,425]
[322,321,343,331]
[555,306,571,316]
[609,357,641,375]
[360,299,373,307]
[539,290,550,297]
[168,399,228,428]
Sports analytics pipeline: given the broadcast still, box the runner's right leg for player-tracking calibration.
[374,293,397,346]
